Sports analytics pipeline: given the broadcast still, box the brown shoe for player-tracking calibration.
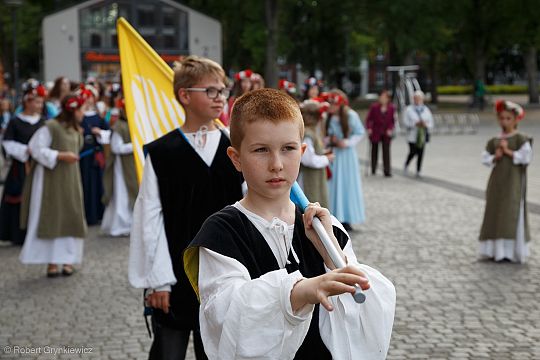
[47,264,60,278]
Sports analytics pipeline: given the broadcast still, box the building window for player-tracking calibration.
[90,33,102,47]
[137,4,155,27]
[80,0,189,52]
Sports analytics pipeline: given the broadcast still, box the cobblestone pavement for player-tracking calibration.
[1,124,540,359]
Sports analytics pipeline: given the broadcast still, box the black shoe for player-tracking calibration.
[384,173,392,177]
[62,265,75,276]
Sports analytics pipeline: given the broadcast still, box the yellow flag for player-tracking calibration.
[117,17,185,183]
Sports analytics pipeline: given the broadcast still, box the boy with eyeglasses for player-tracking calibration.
[129,55,244,360]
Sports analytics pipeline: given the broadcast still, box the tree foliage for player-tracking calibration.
[2,0,540,101]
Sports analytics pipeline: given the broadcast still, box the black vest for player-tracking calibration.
[190,205,349,359]
[146,129,243,329]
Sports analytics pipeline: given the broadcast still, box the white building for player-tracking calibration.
[42,0,221,82]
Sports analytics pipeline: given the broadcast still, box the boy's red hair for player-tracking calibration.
[230,88,304,148]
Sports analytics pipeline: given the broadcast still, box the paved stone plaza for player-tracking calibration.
[1,119,539,359]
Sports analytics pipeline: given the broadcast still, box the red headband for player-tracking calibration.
[279,79,296,90]
[495,100,525,121]
[311,96,330,114]
[235,69,253,81]
[64,96,85,112]
[320,92,348,106]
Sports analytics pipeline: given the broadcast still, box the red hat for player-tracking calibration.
[495,100,525,121]
[234,69,253,81]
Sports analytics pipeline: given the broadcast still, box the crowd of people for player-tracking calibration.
[0,77,135,276]
[0,54,533,359]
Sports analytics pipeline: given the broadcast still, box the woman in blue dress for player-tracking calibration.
[78,84,110,225]
[325,89,365,230]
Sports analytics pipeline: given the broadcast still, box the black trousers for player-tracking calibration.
[149,316,208,360]
[370,140,391,175]
[405,142,425,173]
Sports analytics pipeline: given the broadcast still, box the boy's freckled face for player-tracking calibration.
[234,120,305,200]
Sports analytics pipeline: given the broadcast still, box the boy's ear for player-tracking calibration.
[227,146,242,172]
[177,88,190,105]
[301,142,307,155]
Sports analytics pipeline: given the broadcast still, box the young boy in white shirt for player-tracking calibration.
[184,88,396,360]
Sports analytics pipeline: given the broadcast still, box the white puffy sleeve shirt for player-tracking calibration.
[198,215,396,360]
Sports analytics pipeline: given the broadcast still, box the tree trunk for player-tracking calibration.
[429,52,438,104]
[524,45,539,104]
[264,0,279,88]
[474,47,486,83]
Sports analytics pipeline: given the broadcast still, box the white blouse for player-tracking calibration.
[481,140,532,167]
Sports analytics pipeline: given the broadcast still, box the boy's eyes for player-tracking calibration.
[252,145,297,152]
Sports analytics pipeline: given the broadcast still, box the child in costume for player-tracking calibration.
[479,100,533,263]
[184,88,395,360]
[299,100,333,208]
[129,55,244,360]
[101,96,137,237]
[78,84,110,225]
[325,89,366,231]
[0,80,47,245]
[19,94,87,277]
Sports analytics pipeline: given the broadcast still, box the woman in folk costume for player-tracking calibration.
[325,89,366,231]
[101,96,137,236]
[78,84,110,225]
[479,100,533,263]
[0,81,47,245]
[19,94,87,277]
[299,100,334,208]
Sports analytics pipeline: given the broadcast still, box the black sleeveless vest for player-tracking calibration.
[145,129,243,329]
[189,205,349,359]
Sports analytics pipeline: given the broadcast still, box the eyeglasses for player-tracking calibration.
[185,87,230,99]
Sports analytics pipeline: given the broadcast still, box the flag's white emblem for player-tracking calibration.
[129,75,185,172]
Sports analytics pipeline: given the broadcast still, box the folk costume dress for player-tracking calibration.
[101,119,137,236]
[19,120,86,264]
[129,127,243,356]
[299,126,330,208]
[80,110,110,225]
[479,132,533,263]
[0,113,45,244]
[327,109,366,225]
[184,202,396,360]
